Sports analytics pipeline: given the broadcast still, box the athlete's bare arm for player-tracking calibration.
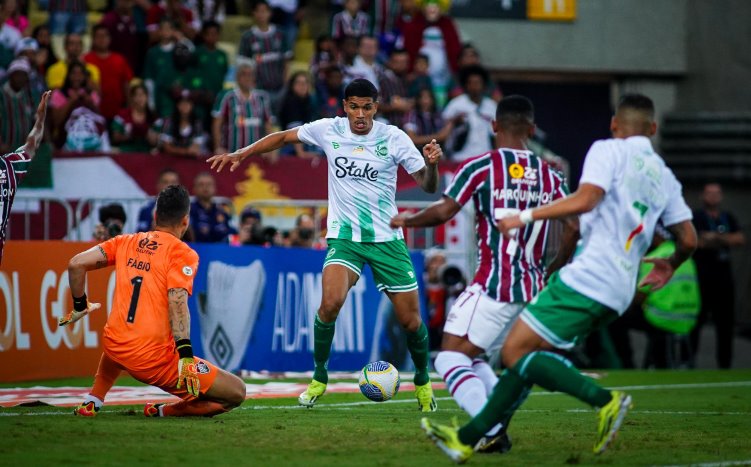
[390,196,461,229]
[168,288,191,341]
[207,128,301,173]
[639,220,698,291]
[68,245,109,298]
[20,90,51,160]
[546,216,580,277]
[498,183,605,236]
[410,139,442,193]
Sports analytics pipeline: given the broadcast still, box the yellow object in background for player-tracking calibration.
[527,0,576,21]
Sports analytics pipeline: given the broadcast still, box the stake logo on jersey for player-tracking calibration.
[297,117,426,242]
[445,149,569,302]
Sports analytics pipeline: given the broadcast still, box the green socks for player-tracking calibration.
[313,315,336,384]
[407,322,430,386]
[458,350,612,446]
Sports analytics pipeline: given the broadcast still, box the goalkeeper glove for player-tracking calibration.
[176,339,200,397]
[58,293,101,326]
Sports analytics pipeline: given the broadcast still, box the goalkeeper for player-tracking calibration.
[60,185,246,417]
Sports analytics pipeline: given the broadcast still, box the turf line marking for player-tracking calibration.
[660,460,751,467]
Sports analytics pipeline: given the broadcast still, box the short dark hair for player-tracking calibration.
[617,93,655,118]
[201,20,221,34]
[91,24,109,36]
[495,95,534,134]
[459,64,489,89]
[253,0,270,11]
[344,78,378,100]
[98,203,127,224]
[390,48,408,58]
[155,185,190,227]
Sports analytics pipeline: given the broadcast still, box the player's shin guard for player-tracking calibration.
[313,315,336,384]
[406,322,430,386]
[517,351,611,408]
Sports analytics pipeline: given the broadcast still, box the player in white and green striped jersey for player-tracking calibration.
[208,79,443,412]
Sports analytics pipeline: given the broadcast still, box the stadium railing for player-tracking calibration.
[7,196,74,241]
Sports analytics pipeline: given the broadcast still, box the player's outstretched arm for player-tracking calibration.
[390,196,461,229]
[207,128,302,173]
[411,139,442,193]
[498,183,604,237]
[639,220,698,291]
[59,244,107,326]
[20,90,51,160]
[169,288,200,397]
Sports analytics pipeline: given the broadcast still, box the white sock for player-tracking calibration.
[435,350,501,437]
[84,395,104,409]
[472,359,499,396]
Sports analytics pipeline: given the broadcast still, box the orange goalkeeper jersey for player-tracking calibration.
[99,231,199,372]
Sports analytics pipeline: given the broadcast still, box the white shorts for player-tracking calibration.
[443,283,524,353]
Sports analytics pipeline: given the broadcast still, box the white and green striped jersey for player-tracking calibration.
[297,117,426,242]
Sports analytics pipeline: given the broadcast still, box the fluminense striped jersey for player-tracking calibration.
[0,149,30,264]
[238,25,291,92]
[212,88,272,153]
[0,84,36,150]
[298,117,426,242]
[445,148,569,302]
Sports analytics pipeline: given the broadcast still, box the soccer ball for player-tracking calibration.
[359,361,400,402]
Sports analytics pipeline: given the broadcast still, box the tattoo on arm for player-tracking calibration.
[94,246,109,269]
[168,288,190,341]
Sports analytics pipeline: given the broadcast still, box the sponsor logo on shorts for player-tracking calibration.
[183,266,193,276]
[326,248,336,259]
[195,361,211,374]
[407,271,414,278]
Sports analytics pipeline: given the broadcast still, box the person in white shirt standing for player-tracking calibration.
[421,94,698,463]
[442,65,496,162]
[207,78,443,412]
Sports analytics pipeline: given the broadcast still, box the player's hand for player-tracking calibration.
[497,216,523,238]
[638,257,675,291]
[37,90,51,118]
[390,212,411,229]
[58,301,102,327]
[177,357,200,397]
[207,151,246,173]
[422,139,442,165]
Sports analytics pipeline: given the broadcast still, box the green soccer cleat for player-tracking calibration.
[415,382,437,412]
[476,430,512,454]
[298,380,327,408]
[594,391,632,454]
[421,417,474,464]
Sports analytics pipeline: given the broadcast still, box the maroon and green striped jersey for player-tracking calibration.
[444,148,569,302]
[238,25,291,92]
[0,84,36,150]
[212,88,272,152]
[0,149,30,264]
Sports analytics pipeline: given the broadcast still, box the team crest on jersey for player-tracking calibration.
[374,139,389,161]
[183,266,194,276]
[508,163,524,179]
[353,145,365,154]
[0,169,7,183]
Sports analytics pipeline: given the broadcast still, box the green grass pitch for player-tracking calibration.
[1,370,750,466]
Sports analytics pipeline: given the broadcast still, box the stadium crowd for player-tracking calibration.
[0,0,503,162]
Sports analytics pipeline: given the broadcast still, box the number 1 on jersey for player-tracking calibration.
[127,276,143,323]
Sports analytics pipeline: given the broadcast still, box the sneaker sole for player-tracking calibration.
[595,394,632,454]
[420,418,468,464]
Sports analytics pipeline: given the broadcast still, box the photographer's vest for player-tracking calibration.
[638,241,700,334]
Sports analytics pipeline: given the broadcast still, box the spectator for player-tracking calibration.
[315,65,345,118]
[406,53,433,99]
[46,33,101,90]
[142,19,179,118]
[32,24,57,72]
[238,0,291,109]
[146,0,199,43]
[14,38,46,96]
[233,205,262,245]
[93,203,127,242]
[48,0,87,35]
[190,171,236,243]
[5,0,27,36]
[378,47,412,126]
[0,0,21,74]
[423,248,447,351]
[448,43,502,102]
[400,0,460,108]
[366,0,400,44]
[331,0,370,40]
[50,60,110,152]
[170,39,214,125]
[310,34,336,81]
[344,35,382,90]
[441,64,495,161]
[192,20,228,127]
[211,62,273,155]
[404,87,453,147]
[288,213,317,248]
[111,82,158,152]
[84,25,134,121]
[158,90,208,158]
[185,0,225,25]
[337,35,358,68]
[100,0,147,75]
[691,182,746,368]
[0,59,36,154]
[136,168,179,232]
[268,0,302,53]
[278,71,321,158]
